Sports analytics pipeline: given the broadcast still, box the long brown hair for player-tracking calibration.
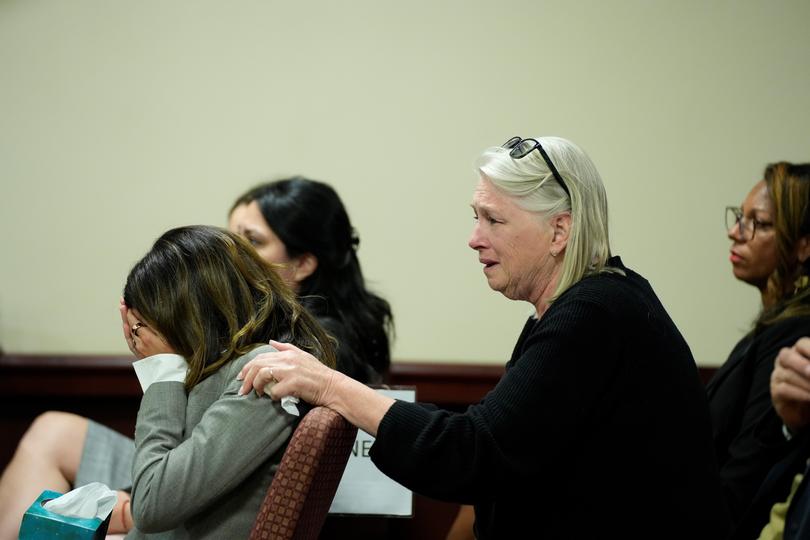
[757,162,810,329]
[123,225,336,389]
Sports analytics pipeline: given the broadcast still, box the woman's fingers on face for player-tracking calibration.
[128,337,139,357]
[125,311,144,347]
[120,304,133,340]
[141,329,170,356]
[119,304,139,356]
[126,309,145,329]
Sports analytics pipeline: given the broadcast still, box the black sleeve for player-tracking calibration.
[369,294,619,503]
[718,320,808,521]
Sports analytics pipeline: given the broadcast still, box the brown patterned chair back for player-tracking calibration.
[250,406,357,540]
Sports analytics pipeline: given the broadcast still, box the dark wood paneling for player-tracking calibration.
[0,354,717,401]
[388,362,506,408]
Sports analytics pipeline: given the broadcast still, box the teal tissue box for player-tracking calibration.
[18,490,111,540]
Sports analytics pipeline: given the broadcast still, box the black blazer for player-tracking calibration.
[706,315,810,531]
[731,428,810,539]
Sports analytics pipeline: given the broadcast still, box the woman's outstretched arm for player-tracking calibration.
[238,340,395,437]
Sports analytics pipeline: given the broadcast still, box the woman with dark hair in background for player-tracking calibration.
[229,177,392,383]
[0,176,392,539]
[708,162,810,536]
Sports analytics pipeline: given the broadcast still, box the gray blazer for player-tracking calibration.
[126,345,296,539]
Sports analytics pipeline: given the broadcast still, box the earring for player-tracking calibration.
[550,251,558,258]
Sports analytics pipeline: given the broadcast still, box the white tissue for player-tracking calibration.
[281,396,300,416]
[42,482,117,520]
[264,382,300,416]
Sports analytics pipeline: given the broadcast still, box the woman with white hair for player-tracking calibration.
[238,136,729,539]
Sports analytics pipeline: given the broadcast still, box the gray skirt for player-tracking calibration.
[74,420,135,492]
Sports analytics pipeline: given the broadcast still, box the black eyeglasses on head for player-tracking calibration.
[502,136,570,198]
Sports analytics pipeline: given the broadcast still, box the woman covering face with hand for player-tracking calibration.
[119,225,335,538]
[0,176,392,539]
[239,136,729,540]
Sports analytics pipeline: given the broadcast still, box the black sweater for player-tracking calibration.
[707,315,810,534]
[370,257,729,539]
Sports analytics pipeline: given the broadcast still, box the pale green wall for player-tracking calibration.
[1,1,808,366]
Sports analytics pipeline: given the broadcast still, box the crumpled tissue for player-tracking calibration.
[43,482,117,520]
[264,382,300,416]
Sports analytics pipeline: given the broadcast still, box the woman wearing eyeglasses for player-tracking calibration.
[123,226,334,538]
[707,162,810,537]
[238,136,729,539]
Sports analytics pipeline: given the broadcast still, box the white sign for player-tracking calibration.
[328,388,415,516]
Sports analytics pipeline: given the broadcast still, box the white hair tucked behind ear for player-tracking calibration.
[475,136,616,302]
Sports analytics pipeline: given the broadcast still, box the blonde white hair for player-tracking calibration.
[475,136,615,302]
